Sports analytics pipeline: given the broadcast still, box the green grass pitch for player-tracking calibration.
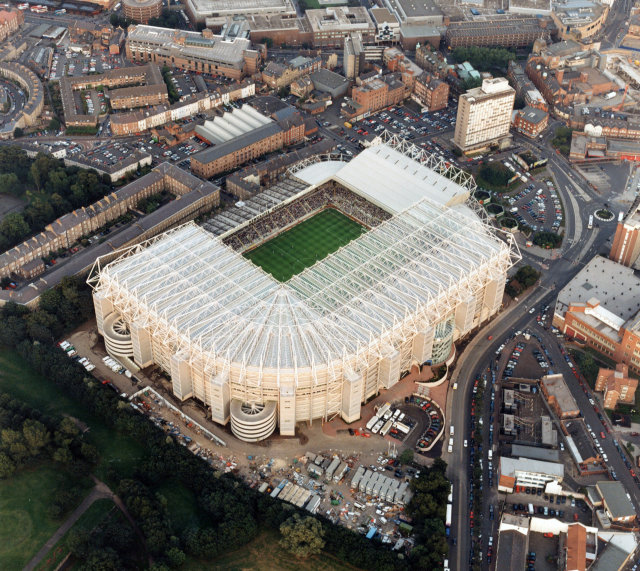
[244,208,366,282]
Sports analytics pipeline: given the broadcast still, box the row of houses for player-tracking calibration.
[0,163,220,280]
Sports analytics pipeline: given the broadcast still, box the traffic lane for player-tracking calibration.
[536,327,640,508]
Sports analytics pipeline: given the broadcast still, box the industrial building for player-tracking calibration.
[125,25,262,80]
[553,255,640,374]
[90,137,518,441]
[453,78,516,154]
[540,373,580,418]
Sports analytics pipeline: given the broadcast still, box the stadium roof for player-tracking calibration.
[94,143,514,371]
[294,145,469,214]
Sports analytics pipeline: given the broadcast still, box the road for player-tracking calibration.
[445,132,625,569]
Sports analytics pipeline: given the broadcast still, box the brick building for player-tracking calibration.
[342,74,406,120]
[261,55,322,90]
[553,256,640,375]
[595,364,638,409]
[0,164,220,280]
[511,106,549,138]
[540,373,580,419]
[412,72,449,111]
[445,17,550,48]
[126,25,262,80]
[609,197,640,268]
[0,9,23,42]
[191,102,306,178]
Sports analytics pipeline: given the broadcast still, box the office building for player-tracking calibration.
[453,78,515,153]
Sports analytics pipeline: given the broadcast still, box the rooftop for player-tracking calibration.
[517,106,548,124]
[556,255,640,329]
[305,7,374,32]
[596,481,636,520]
[541,373,579,414]
[511,444,560,463]
[96,141,512,371]
[294,144,469,214]
[499,456,564,479]
[310,68,349,90]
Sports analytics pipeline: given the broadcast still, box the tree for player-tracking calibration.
[279,513,325,558]
[399,448,414,465]
[22,419,50,454]
[0,451,16,478]
[0,173,20,196]
[0,212,29,243]
[13,127,23,138]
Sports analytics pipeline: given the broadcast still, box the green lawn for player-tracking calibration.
[0,349,145,482]
[184,529,360,571]
[244,208,365,282]
[0,467,93,571]
[34,498,115,571]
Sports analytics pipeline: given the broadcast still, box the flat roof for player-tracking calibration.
[495,528,528,570]
[541,373,579,414]
[499,456,564,479]
[556,255,640,325]
[511,444,560,462]
[596,481,636,519]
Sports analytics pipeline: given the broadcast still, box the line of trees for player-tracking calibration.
[405,458,450,569]
[0,148,111,252]
[452,46,516,71]
[0,278,412,570]
[0,391,98,480]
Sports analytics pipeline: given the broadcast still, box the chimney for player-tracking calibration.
[555,69,564,83]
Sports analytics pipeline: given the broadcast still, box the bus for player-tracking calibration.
[588,215,593,229]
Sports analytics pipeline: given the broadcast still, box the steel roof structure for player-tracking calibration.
[90,141,519,439]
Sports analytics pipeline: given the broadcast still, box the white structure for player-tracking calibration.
[453,77,516,153]
[184,0,296,26]
[194,105,273,145]
[498,456,565,493]
[90,139,519,441]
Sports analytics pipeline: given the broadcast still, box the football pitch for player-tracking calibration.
[244,208,366,282]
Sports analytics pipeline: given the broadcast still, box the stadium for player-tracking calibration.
[89,135,519,442]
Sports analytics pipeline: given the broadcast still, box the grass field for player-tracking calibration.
[0,349,145,482]
[244,208,365,282]
[0,467,93,571]
[183,530,360,571]
[34,498,115,571]
[0,349,146,569]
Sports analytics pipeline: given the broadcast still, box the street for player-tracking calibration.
[444,123,631,569]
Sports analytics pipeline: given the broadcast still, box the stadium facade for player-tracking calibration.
[89,137,519,442]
